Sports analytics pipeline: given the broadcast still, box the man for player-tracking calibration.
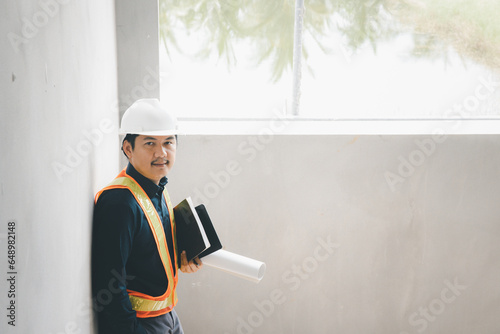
[92,98,202,334]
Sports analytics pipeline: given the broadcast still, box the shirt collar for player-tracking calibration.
[126,163,168,199]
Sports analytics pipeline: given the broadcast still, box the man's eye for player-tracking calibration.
[146,142,154,146]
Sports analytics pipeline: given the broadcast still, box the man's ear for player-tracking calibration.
[122,140,133,159]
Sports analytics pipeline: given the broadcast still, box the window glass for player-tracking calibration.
[159,0,500,120]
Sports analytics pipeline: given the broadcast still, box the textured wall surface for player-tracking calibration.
[0,1,119,333]
[168,135,500,334]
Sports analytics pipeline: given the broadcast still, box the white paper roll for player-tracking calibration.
[201,249,266,283]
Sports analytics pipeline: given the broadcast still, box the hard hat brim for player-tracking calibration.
[119,129,181,136]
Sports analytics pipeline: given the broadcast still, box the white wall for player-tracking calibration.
[0,0,119,333]
[168,135,500,334]
[2,0,500,333]
[115,0,159,116]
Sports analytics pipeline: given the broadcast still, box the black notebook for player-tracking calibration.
[195,204,222,258]
[174,197,222,267]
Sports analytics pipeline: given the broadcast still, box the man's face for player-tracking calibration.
[123,135,177,185]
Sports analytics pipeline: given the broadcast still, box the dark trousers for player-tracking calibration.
[138,309,184,334]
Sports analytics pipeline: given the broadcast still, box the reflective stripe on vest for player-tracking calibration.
[95,168,178,317]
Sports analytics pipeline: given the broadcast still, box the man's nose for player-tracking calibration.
[154,145,168,157]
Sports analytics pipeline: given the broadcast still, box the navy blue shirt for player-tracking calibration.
[92,163,177,334]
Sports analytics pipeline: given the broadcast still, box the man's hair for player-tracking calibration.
[121,134,178,159]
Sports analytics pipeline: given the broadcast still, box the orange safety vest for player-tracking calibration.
[95,168,179,318]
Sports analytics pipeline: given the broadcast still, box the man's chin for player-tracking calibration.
[151,165,170,177]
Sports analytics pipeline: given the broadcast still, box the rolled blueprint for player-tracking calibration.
[201,249,266,283]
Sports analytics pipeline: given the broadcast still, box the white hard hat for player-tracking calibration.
[119,98,179,136]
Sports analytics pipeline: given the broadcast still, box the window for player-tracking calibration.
[158,0,500,132]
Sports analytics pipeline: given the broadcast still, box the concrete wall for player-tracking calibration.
[0,0,119,333]
[168,135,500,334]
[115,0,159,116]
